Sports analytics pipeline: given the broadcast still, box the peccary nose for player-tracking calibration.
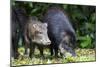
[47,41,51,45]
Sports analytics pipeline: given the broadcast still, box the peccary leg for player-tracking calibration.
[24,42,30,56]
[29,42,35,58]
[38,46,43,56]
[50,43,54,56]
[54,46,59,57]
[12,35,19,59]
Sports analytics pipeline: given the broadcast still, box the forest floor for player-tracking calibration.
[11,47,96,66]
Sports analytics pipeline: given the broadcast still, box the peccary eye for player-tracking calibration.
[38,32,42,34]
[36,31,42,34]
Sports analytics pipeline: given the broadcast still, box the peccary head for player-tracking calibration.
[59,31,76,57]
[28,17,51,45]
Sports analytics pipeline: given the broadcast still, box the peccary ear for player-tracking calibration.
[61,32,66,37]
[43,23,48,27]
[33,24,38,28]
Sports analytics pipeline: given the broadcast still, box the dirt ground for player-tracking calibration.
[11,47,96,66]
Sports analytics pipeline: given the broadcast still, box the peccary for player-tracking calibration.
[43,7,76,57]
[11,7,28,59]
[24,17,51,58]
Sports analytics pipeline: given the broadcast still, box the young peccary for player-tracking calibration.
[24,17,51,58]
[43,7,76,57]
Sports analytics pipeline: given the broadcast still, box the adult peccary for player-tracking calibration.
[43,7,76,57]
[24,17,51,58]
[11,7,28,59]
